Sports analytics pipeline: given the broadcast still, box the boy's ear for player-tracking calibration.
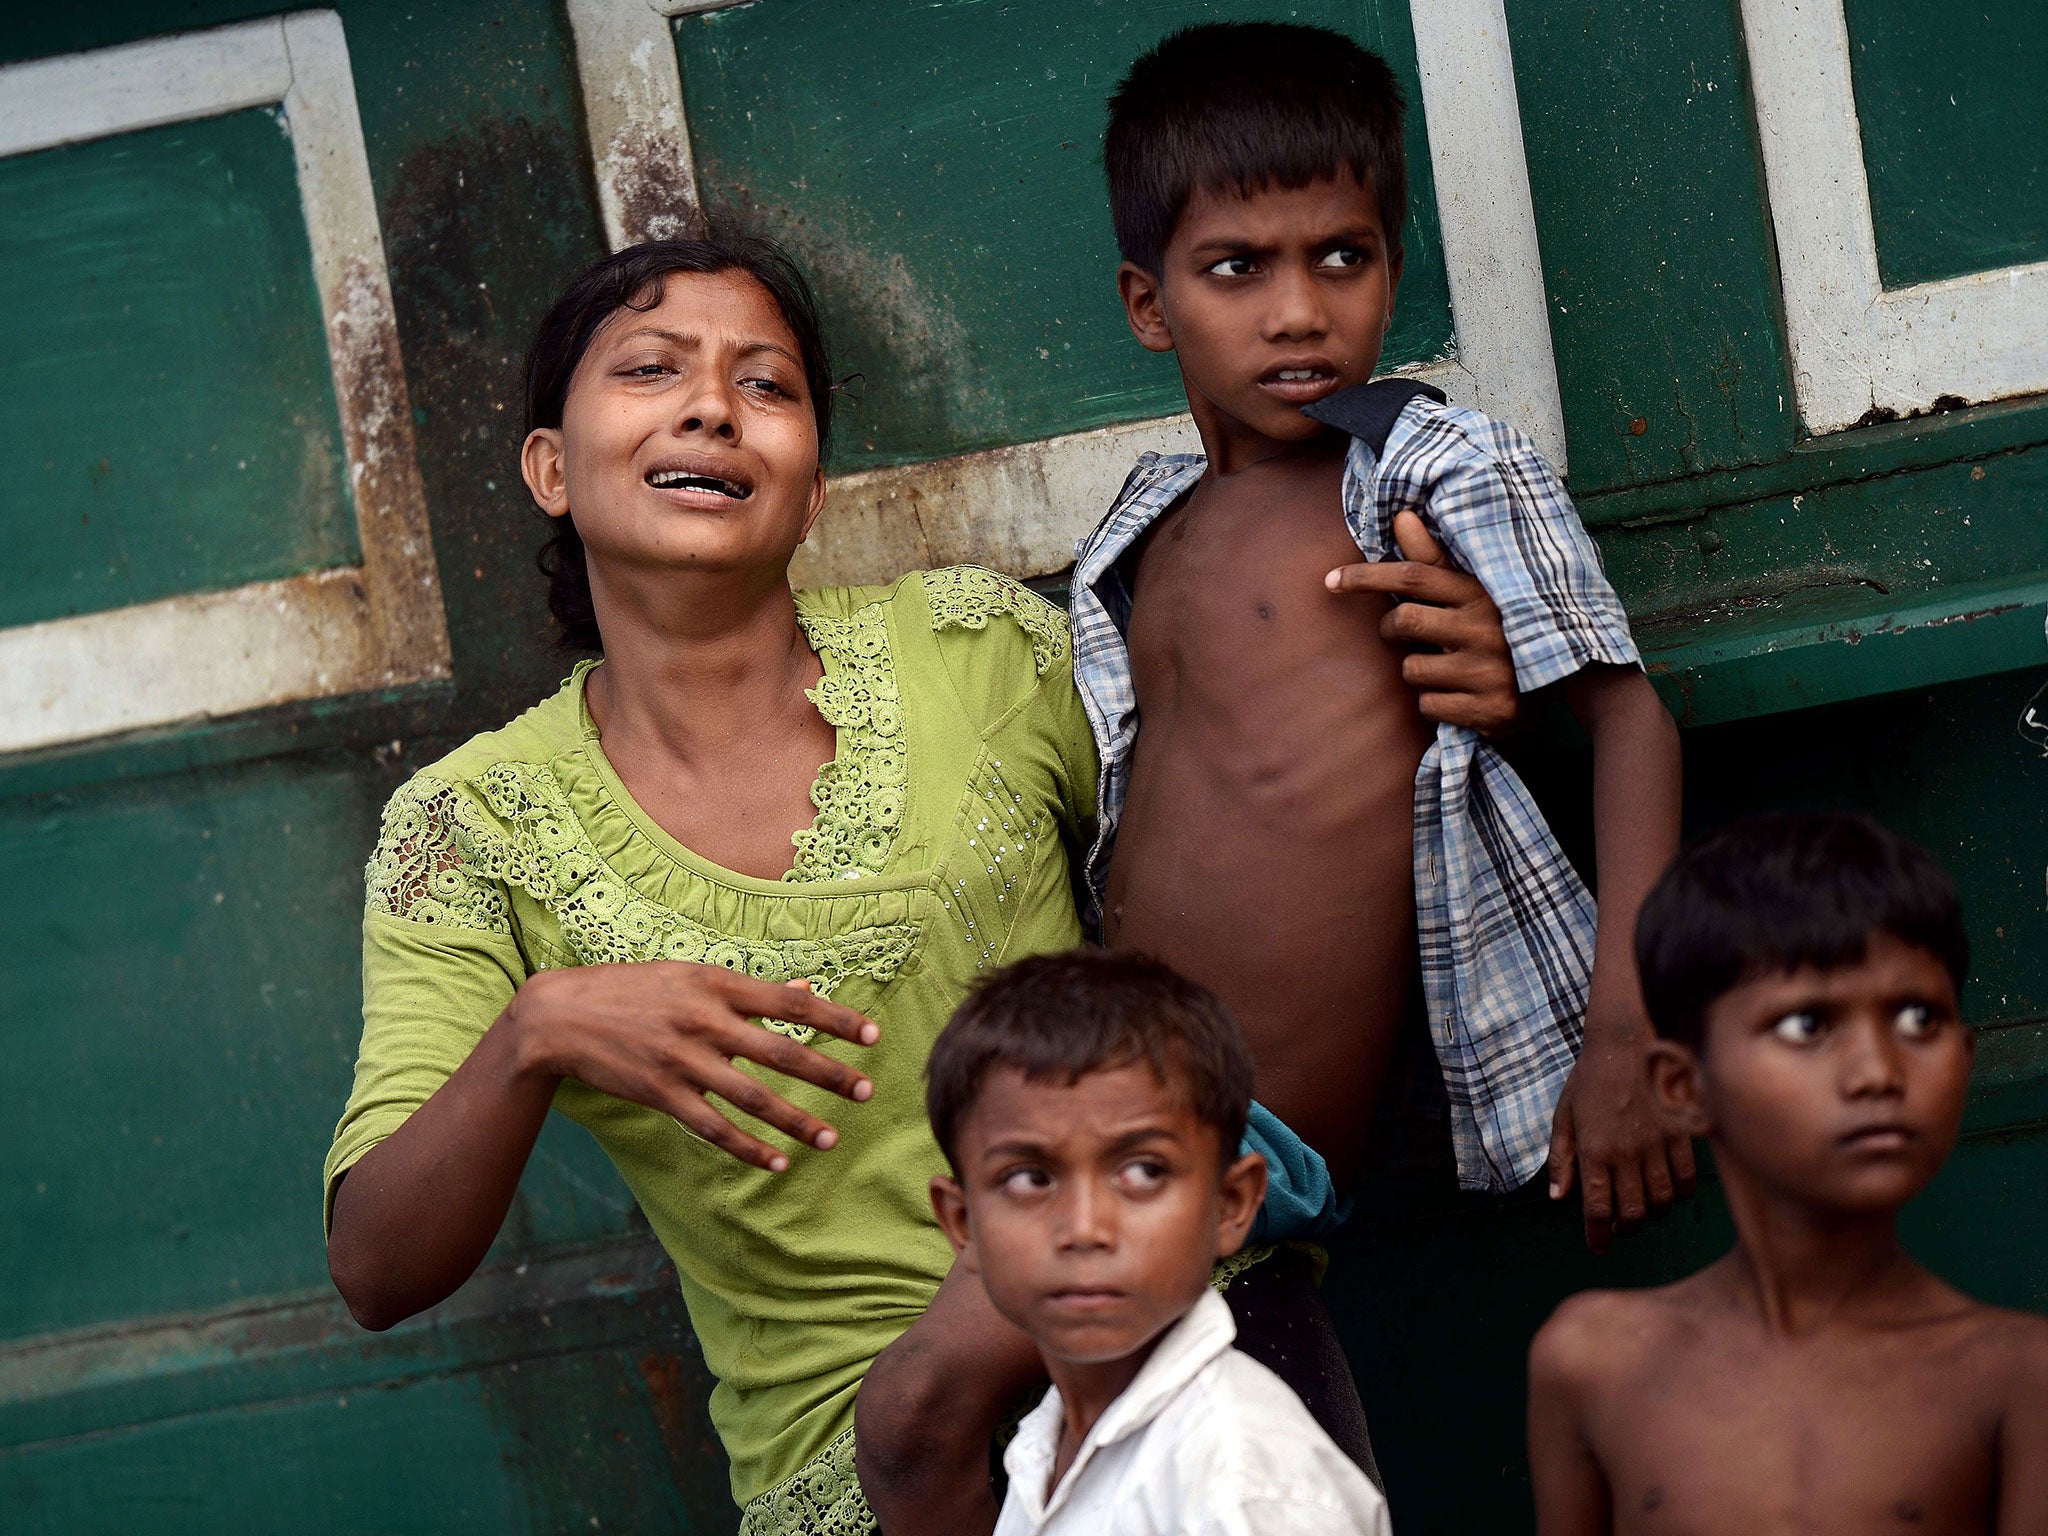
[1384,247,1404,331]
[929,1175,977,1269]
[521,428,571,519]
[1647,1039,1712,1139]
[1117,261,1176,355]
[1213,1149,1268,1261]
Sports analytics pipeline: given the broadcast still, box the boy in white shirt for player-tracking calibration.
[925,950,1392,1535]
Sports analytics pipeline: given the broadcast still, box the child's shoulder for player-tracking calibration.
[1165,1346,1367,1484]
[1530,1278,1716,1390]
[1939,1292,2048,1394]
[1379,390,1542,465]
[1122,1346,1386,1528]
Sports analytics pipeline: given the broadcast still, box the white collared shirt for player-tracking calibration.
[994,1290,1392,1535]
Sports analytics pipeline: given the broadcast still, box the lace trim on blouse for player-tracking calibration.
[789,601,906,882]
[737,1427,873,1536]
[364,766,916,1040]
[1210,1242,1278,1293]
[923,565,1069,677]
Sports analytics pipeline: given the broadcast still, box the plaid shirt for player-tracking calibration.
[1069,390,1640,1193]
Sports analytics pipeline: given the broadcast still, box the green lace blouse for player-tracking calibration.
[325,568,1097,1521]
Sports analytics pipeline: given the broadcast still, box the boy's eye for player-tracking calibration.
[1770,1010,1823,1044]
[1205,256,1259,278]
[999,1167,1051,1196]
[1317,247,1368,269]
[1894,1003,1940,1037]
[1113,1159,1169,1194]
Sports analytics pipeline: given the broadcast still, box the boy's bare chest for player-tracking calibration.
[1124,471,1396,713]
[1592,1335,1999,1536]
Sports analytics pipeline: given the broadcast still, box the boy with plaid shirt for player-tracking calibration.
[1075,21,1686,1253]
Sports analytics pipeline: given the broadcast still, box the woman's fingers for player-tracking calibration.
[718,971,880,1046]
[724,1022,876,1104]
[661,1084,794,1172]
[698,1059,845,1152]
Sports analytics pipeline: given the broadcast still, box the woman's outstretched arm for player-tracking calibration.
[328,964,877,1330]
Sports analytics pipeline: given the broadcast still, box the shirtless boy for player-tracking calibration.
[1529,813,2048,1535]
[1077,19,1686,1252]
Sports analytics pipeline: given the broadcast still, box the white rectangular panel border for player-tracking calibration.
[571,0,1567,587]
[1410,0,1567,468]
[0,13,450,756]
[1741,0,2048,433]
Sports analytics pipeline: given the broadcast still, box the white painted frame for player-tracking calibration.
[1741,0,2048,433]
[0,13,449,756]
[565,0,1567,586]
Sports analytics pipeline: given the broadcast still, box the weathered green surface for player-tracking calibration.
[0,1239,734,1535]
[1642,574,2048,728]
[1,4,658,1529]
[1506,0,1793,494]
[1846,0,2048,287]
[0,758,635,1343]
[677,0,1453,475]
[3,2,2047,1532]
[0,110,354,628]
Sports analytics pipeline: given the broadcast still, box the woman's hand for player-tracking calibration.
[330,963,877,1330]
[1325,510,1522,738]
[507,963,879,1172]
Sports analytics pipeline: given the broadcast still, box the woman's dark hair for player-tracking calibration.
[1635,812,1970,1051]
[524,236,834,651]
[1105,22,1409,276]
[925,949,1255,1172]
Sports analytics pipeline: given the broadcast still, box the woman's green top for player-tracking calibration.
[325,569,1097,1518]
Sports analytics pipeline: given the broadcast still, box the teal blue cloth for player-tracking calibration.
[1242,1100,1351,1241]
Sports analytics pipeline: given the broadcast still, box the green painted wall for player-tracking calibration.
[676,0,1453,475]
[1847,0,2048,286]
[0,110,355,627]
[2,2,2044,1533]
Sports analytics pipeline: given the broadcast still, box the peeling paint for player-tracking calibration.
[601,122,705,244]
[793,414,1200,589]
[0,14,448,756]
[565,0,706,249]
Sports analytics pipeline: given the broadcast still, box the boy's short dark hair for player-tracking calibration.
[926,950,1254,1170]
[1105,22,1409,276]
[523,236,834,651]
[1635,812,1970,1051]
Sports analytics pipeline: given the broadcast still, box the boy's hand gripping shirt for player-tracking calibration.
[1069,383,1642,1195]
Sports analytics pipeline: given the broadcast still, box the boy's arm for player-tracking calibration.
[1547,663,1693,1251]
[1996,1322,2048,1536]
[1528,1302,1615,1536]
[855,1257,1046,1536]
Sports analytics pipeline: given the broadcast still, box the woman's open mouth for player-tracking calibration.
[647,466,753,500]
